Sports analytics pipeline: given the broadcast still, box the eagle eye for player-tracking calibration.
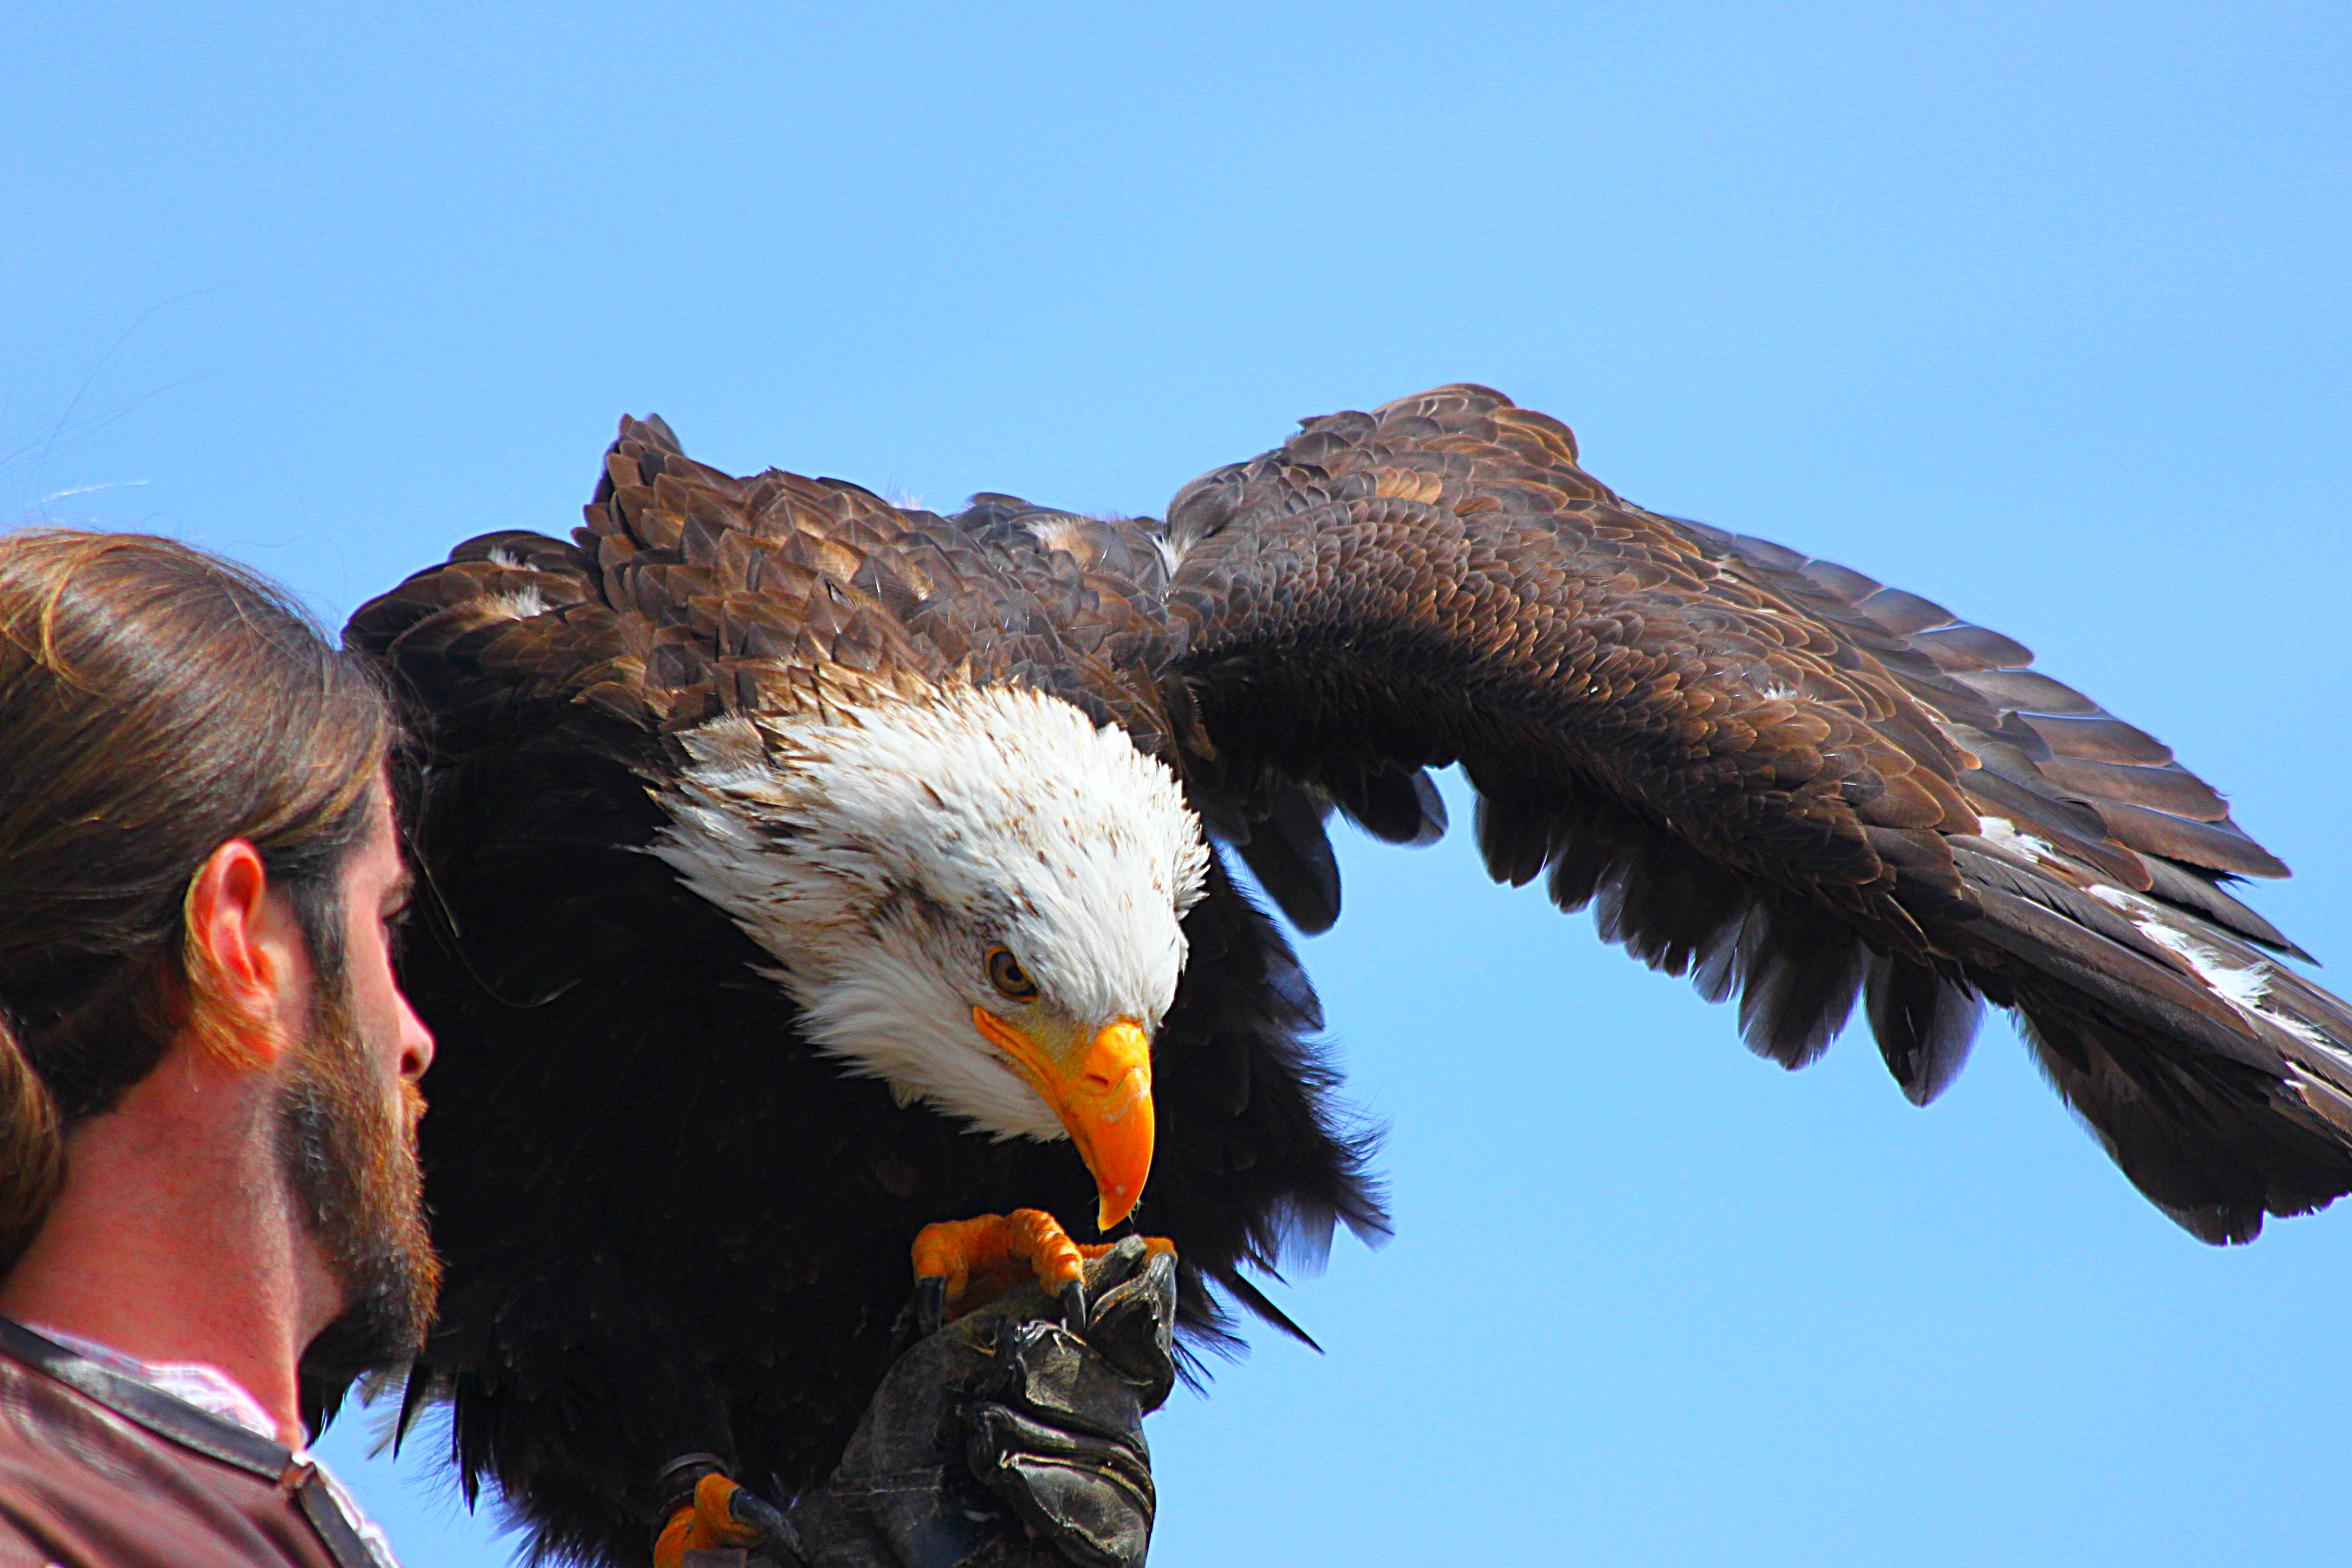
[985,946,1039,1002]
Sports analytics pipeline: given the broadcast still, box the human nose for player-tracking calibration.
[397,988,435,1080]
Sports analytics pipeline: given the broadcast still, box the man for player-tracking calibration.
[0,529,1171,1568]
[0,528,428,1567]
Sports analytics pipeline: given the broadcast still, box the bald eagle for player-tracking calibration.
[348,385,2352,1566]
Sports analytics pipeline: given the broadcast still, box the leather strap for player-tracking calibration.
[0,1316,384,1568]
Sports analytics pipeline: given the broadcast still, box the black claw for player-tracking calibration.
[1057,1278,1087,1331]
[726,1484,810,1566]
[915,1276,947,1337]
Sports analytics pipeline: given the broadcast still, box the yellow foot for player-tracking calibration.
[911,1210,1175,1331]
[653,1474,761,1568]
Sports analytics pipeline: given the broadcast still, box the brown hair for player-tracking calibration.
[0,529,396,1270]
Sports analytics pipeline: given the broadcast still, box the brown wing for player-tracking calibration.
[1160,383,2352,1242]
[351,415,961,756]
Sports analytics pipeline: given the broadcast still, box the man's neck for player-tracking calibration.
[0,1046,335,1447]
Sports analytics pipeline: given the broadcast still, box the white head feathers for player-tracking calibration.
[651,682,1210,1141]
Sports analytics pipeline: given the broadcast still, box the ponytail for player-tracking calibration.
[0,1009,65,1274]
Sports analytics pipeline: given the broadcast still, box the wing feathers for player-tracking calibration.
[1165,384,2351,1238]
[1336,763,1448,848]
[1732,905,1869,1070]
[1864,955,1983,1107]
[2139,857,2307,959]
[2022,711,2175,767]
[2091,799,2291,880]
[1231,784,1343,935]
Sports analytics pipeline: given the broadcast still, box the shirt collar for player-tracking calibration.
[22,1321,281,1442]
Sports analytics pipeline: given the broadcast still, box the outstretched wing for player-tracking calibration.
[1157,384,2352,1243]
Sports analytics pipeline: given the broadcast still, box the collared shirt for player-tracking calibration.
[0,1317,400,1568]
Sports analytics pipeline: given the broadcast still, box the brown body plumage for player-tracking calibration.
[347,385,2352,1565]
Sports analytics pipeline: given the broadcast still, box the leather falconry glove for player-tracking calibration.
[659,1236,1176,1568]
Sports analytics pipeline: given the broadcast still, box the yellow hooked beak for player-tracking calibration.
[972,1008,1155,1232]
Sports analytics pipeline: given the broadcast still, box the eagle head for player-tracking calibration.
[653,682,1209,1231]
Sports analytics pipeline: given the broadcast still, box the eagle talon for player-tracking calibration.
[913,1213,1182,1342]
[654,1471,783,1568]
[911,1209,1098,1324]
[914,1275,948,1338]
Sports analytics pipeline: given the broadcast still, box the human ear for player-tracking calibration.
[182,840,300,1070]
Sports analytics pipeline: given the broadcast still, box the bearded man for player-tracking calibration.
[0,529,431,1567]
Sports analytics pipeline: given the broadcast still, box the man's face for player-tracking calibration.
[274,784,440,1363]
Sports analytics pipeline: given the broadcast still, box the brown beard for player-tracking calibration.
[274,907,440,1370]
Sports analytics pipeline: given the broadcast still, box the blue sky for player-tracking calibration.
[7,4,2350,1563]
